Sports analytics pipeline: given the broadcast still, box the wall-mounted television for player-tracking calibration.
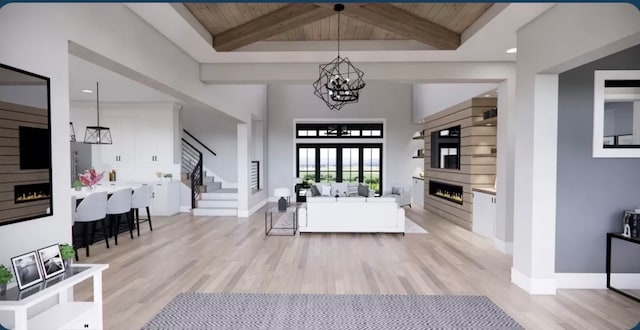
[19,126,51,169]
[430,125,461,170]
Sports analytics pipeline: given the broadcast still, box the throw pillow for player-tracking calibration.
[391,186,403,195]
[310,185,321,197]
[321,185,331,196]
[357,183,369,197]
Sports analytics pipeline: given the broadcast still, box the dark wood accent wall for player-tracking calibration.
[0,101,50,225]
[423,97,497,230]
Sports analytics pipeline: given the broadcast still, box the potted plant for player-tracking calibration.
[0,265,12,294]
[72,179,83,191]
[163,173,173,182]
[59,244,75,269]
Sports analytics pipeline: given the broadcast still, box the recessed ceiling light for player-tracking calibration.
[484,94,491,97]
[82,89,94,93]
[506,48,517,54]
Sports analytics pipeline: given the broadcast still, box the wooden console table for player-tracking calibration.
[606,233,640,303]
[0,263,108,330]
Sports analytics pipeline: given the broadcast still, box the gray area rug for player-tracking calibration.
[141,293,523,329]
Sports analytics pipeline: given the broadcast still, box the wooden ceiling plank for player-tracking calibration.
[213,3,335,51]
[342,3,460,49]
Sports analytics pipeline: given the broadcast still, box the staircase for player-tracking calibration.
[192,187,238,216]
[181,136,238,216]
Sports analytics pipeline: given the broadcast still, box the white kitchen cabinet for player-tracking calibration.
[75,103,180,181]
[149,181,180,216]
[0,264,108,330]
[472,190,496,239]
[412,177,424,208]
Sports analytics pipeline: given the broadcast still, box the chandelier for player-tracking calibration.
[313,4,365,111]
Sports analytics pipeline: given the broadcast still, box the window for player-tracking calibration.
[296,144,383,194]
[296,123,383,139]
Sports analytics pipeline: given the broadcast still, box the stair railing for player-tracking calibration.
[191,158,203,209]
[182,138,203,209]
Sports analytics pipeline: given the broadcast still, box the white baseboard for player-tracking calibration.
[556,273,640,289]
[248,199,268,216]
[180,205,191,213]
[237,199,268,218]
[511,267,557,295]
[494,239,513,254]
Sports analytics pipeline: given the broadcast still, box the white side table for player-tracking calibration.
[0,264,108,330]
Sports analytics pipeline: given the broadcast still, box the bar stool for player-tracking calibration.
[131,185,153,236]
[74,191,109,258]
[106,188,133,245]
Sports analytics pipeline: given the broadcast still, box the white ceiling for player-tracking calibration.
[68,55,177,103]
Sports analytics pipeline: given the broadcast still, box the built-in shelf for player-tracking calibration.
[473,116,497,127]
[472,153,497,158]
[412,135,425,140]
[412,156,424,159]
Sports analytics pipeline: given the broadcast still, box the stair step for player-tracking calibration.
[193,207,237,216]
[201,190,238,200]
[197,200,238,208]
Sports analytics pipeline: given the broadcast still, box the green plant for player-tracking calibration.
[59,244,75,261]
[72,179,83,188]
[163,173,173,178]
[0,265,12,285]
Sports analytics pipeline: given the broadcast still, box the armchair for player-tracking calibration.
[383,185,411,207]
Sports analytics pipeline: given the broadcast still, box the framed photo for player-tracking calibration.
[11,251,43,290]
[36,244,65,279]
[617,134,633,145]
[603,136,615,145]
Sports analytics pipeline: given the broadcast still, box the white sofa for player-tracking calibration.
[298,196,405,234]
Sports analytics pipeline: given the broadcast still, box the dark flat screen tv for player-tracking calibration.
[19,126,51,169]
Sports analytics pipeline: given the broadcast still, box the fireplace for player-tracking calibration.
[429,180,463,205]
[14,183,51,204]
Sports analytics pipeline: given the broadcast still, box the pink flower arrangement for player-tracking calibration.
[78,168,104,188]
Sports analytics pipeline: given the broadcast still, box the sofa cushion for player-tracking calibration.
[391,186,403,195]
[307,196,336,203]
[331,182,348,197]
[367,197,397,203]
[310,185,321,197]
[321,185,331,196]
[357,183,369,197]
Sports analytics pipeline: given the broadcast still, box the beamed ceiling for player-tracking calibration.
[184,3,494,52]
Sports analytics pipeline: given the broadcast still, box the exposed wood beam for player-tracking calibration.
[339,3,461,50]
[213,4,335,51]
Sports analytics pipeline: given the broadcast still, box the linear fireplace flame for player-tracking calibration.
[14,183,51,204]
[429,180,463,205]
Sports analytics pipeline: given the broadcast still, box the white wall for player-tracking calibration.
[511,3,640,294]
[267,84,420,197]
[240,86,268,217]
[181,105,238,183]
[412,83,497,123]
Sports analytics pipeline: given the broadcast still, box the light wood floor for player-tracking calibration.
[75,205,640,329]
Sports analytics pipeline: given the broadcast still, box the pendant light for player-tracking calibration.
[312,4,366,111]
[84,82,112,144]
[69,122,76,142]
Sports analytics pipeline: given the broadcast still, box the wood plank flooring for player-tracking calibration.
[75,205,640,329]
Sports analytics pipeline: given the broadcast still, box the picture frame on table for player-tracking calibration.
[603,136,615,145]
[36,244,65,279]
[617,134,633,145]
[11,251,43,290]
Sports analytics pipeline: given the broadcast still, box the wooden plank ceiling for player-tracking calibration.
[184,3,493,52]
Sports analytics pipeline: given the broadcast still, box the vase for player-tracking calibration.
[0,283,6,296]
[64,259,72,270]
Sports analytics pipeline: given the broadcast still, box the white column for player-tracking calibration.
[511,74,559,294]
[495,77,516,254]
[237,123,249,217]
